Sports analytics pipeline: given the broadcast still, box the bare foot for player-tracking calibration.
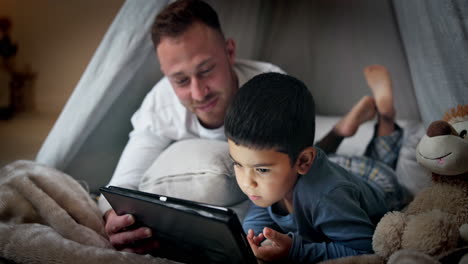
[363,65,395,119]
[334,96,376,137]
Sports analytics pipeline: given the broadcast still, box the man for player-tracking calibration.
[99,0,284,253]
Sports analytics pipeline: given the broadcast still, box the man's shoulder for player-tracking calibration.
[234,59,285,87]
[235,58,284,74]
[142,77,181,111]
[131,77,192,133]
[151,77,173,97]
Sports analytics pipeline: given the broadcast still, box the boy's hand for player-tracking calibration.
[247,227,292,262]
[247,229,265,246]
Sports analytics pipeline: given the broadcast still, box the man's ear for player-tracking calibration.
[225,38,236,65]
[296,147,316,175]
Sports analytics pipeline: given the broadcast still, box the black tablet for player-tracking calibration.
[100,186,257,264]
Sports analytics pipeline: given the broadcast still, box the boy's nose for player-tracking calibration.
[240,173,257,189]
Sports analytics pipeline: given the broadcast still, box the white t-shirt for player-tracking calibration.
[99,59,283,212]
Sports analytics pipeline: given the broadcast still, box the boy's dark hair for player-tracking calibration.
[151,0,224,47]
[225,72,316,165]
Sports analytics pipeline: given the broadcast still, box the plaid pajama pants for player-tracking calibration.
[327,124,408,210]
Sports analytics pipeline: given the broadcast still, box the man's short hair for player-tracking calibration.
[225,72,316,165]
[151,0,223,47]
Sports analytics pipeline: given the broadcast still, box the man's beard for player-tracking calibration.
[192,92,217,108]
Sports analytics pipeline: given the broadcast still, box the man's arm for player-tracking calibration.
[98,113,172,212]
[100,136,171,253]
[99,85,172,253]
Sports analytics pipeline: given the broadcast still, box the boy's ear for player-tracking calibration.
[296,147,316,175]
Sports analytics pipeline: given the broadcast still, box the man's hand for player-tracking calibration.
[247,227,292,262]
[104,209,160,254]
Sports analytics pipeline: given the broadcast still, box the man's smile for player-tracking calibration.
[194,96,218,112]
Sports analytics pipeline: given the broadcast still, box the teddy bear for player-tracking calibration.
[371,104,468,264]
[318,105,468,264]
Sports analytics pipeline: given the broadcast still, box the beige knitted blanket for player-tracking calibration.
[0,160,179,264]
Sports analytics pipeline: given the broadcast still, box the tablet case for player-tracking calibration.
[100,186,257,264]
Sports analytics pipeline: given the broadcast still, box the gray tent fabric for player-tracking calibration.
[256,0,419,119]
[36,0,168,190]
[37,0,424,193]
[393,0,468,127]
[213,0,420,119]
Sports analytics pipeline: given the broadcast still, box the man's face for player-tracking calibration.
[228,140,299,208]
[157,22,237,129]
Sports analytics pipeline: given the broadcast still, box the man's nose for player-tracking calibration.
[191,78,208,101]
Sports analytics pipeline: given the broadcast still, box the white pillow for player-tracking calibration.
[139,139,247,207]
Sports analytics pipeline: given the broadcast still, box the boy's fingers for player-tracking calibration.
[247,235,260,255]
[247,229,254,239]
[263,227,287,246]
[263,227,276,240]
[257,233,265,241]
[247,229,266,246]
[252,236,260,245]
[250,231,261,245]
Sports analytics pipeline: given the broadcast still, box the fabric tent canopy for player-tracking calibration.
[36,0,467,193]
[393,0,468,124]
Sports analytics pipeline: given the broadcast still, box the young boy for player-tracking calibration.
[224,71,405,263]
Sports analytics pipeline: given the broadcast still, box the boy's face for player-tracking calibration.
[228,140,300,208]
